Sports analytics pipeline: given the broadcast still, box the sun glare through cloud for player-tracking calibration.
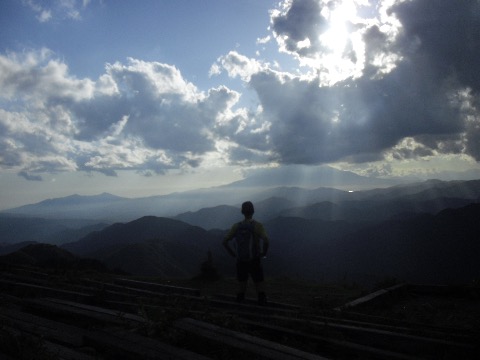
[271,0,388,86]
[317,0,365,84]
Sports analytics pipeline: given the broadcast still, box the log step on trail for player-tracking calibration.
[23,297,147,328]
[235,317,421,360]
[114,278,201,296]
[83,328,213,360]
[0,306,85,347]
[174,317,329,360]
[0,278,93,303]
[213,293,301,310]
[1,264,479,360]
[0,303,212,360]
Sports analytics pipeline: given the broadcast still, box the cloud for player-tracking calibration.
[269,0,375,83]
[271,0,328,56]
[22,0,89,22]
[213,0,480,166]
[390,0,480,92]
[0,48,95,102]
[256,36,271,45]
[211,51,266,82]
[2,0,480,181]
[72,58,216,154]
[18,171,43,181]
[0,50,256,179]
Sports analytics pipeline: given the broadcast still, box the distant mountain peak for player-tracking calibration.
[13,192,127,209]
[227,164,398,188]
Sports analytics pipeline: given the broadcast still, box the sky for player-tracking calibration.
[1,0,480,210]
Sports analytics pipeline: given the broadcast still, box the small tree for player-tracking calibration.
[198,249,220,281]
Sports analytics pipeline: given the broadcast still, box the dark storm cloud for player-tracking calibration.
[385,0,480,159]
[220,0,480,165]
[243,59,464,165]
[390,0,480,93]
[271,0,330,56]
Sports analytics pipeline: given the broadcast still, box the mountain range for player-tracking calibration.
[322,203,480,285]
[1,177,479,286]
[0,214,107,246]
[3,178,478,228]
[2,203,479,286]
[172,179,480,229]
[0,166,399,222]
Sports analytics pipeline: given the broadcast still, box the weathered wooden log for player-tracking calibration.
[83,328,212,360]
[0,279,93,302]
[114,278,201,296]
[175,317,329,360]
[23,298,146,328]
[0,307,84,347]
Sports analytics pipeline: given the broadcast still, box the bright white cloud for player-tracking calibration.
[212,51,266,82]
[0,50,268,178]
[256,35,271,45]
[0,49,95,102]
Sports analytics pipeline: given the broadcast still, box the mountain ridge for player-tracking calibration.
[0,165,402,221]
[2,179,479,239]
[61,216,230,278]
[2,201,479,285]
[170,180,480,229]
[54,203,480,284]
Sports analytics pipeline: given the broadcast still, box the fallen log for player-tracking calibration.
[114,278,201,297]
[174,317,329,360]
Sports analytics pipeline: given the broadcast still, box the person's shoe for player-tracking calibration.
[258,292,267,306]
[236,292,245,303]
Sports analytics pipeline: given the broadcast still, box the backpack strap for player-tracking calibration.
[235,220,256,261]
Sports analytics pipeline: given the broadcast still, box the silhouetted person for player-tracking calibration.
[223,201,270,305]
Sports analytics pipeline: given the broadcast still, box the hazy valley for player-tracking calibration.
[1,177,480,286]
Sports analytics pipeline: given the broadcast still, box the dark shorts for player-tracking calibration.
[236,258,264,283]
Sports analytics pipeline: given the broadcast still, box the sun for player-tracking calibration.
[270,0,376,85]
[320,2,356,54]
[316,1,368,86]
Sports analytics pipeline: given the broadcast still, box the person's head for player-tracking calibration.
[241,201,254,218]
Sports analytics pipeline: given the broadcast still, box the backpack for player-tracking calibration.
[235,221,257,261]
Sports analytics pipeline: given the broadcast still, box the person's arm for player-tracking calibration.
[257,223,269,257]
[222,224,237,258]
[261,237,269,257]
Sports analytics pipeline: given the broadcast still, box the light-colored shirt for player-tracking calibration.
[223,219,269,259]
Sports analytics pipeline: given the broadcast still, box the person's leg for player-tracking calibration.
[254,281,265,293]
[237,281,247,301]
[251,259,267,305]
[236,261,248,302]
